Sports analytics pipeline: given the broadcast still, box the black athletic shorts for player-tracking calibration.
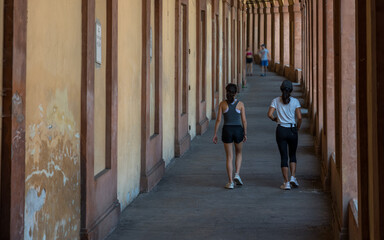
[246,57,253,64]
[222,125,244,144]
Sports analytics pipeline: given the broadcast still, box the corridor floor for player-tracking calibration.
[107,65,332,240]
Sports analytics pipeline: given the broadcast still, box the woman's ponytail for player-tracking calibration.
[280,80,293,104]
[282,88,291,104]
[226,83,237,103]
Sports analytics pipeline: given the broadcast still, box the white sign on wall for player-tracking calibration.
[95,19,102,66]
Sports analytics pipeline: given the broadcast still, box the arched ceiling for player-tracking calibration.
[246,0,297,7]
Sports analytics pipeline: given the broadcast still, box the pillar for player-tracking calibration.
[321,0,335,187]
[291,4,302,70]
[333,0,358,236]
[258,6,264,46]
[279,5,289,67]
[271,6,280,70]
[264,4,272,53]
[310,0,317,130]
[247,7,253,50]
[253,6,259,55]
[315,0,324,151]
[251,6,255,53]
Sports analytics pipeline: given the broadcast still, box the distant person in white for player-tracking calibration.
[258,44,271,76]
[267,80,302,190]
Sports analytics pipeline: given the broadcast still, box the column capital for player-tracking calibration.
[258,8,264,14]
[279,6,289,13]
[253,8,258,14]
[273,6,280,13]
[238,1,244,10]
[231,0,237,8]
[289,3,301,12]
[264,6,271,14]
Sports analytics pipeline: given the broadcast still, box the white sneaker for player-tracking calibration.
[280,182,291,190]
[290,176,299,187]
[234,174,243,185]
[225,182,234,189]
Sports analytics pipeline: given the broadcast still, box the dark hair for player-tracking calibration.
[280,80,293,104]
[226,83,237,103]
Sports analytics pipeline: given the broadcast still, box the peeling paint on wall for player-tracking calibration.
[25,90,80,240]
[24,188,46,240]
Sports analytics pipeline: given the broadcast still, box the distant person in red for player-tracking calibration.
[258,44,271,76]
[213,84,247,189]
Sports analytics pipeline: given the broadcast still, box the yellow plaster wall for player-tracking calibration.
[206,1,213,120]
[25,1,81,239]
[188,0,197,139]
[94,0,107,175]
[162,0,176,165]
[117,0,142,209]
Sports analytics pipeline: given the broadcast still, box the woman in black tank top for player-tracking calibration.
[213,84,248,189]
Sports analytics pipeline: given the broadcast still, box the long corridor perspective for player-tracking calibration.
[107,65,331,240]
[1,0,383,239]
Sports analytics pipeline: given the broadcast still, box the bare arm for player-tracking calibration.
[213,102,223,144]
[295,107,302,130]
[240,102,247,142]
[268,107,277,122]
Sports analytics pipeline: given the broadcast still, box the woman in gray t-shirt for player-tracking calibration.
[267,80,302,190]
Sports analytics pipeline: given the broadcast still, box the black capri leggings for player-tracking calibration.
[276,125,298,168]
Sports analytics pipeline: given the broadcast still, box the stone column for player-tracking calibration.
[253,6,259,54]
[310,0,317,132]
[258,7,264,46]
[304,3,308,89]
[279,5,290,72]
[316,0,324,150]
[271,6,280,71]
[291,4,302,70]
[247,7,253,52]
[304,3,310,97]
[264,5,272,53]
[321,0,335,188]
[306,1,311,103]
[307,0,313,116]
[334,0,358,235]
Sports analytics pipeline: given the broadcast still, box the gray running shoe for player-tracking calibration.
[234,173,243,185]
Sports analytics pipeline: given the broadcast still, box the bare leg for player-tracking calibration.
[251,64,253,75]
[224,143,234,183]
[290,162,296,177]
[234,142,243,174]
[281,167,289,183]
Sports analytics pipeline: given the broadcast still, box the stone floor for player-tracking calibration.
[107,65,332,240]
